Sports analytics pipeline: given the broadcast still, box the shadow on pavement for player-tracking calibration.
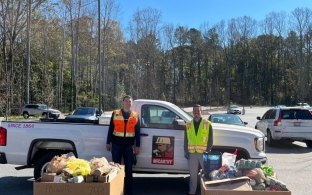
[0,176,33,195]
[0,175,194,195]
[133,175,192,195]
[265,141,311,154]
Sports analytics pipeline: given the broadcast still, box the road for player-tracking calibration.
[1,106,311,195]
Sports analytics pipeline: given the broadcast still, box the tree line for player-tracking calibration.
[1,0,312,115]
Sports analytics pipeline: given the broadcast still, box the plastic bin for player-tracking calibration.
[202,151,222,180]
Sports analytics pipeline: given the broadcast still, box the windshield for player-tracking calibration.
[168,102,193,121]
[39,105,48,110]
[210,114,244,126]
[73,108,95,115]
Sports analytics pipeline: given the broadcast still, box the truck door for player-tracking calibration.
[134,104,188,173]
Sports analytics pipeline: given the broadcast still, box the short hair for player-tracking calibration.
[193,104,201,108]
[123,95,133,101]
[193,104,202,111]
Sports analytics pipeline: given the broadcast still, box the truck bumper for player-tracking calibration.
[0,152,7,164]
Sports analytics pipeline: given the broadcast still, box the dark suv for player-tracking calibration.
[22,104,61,119]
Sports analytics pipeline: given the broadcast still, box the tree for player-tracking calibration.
[128,7,162,98]
[0,0,45,114]
[290,7,312,100]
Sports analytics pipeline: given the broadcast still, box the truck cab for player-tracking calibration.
[128,99,266,173]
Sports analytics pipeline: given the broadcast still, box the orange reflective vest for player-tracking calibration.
[186,119,210,153]
[113,109,138,137]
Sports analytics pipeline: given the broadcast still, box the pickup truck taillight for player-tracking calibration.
[0,127,7,146]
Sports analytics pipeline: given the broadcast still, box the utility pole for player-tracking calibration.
[26,0,31,104]
[98,0,102,112]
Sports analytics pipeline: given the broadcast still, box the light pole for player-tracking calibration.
[26,0,31,104]
[98,0,102,112]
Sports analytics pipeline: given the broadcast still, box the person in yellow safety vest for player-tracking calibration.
[184,104,213,195]
[106,95,140,195]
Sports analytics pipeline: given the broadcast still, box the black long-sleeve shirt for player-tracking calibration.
[106,109,141,147]
[184,118,213,154]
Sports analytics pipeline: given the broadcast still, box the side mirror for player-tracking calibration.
[173,119,186,130]
[96,110,102,116]
[256,116,261,120]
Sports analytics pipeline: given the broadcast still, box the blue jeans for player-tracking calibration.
[112,143,134,195]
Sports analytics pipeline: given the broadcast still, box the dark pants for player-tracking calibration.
[112,143,134,195]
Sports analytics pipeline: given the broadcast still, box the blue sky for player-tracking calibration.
[118,0,312,28]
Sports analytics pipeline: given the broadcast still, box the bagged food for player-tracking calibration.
[66,158,91,176]
[203,151,222,179]
[47,152,76,174]
[89,157,111,175]
[235,159,262,170]
[222,152,236,167]
[261,165,274,177]
[266,176,288,191]
[90,157,109,168]
[243,168,266,184]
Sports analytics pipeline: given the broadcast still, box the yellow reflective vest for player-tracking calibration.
[186,119,210,153]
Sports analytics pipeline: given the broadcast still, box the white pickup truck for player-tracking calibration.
[0,99,266,179]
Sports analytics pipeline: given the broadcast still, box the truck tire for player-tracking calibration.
[266,130,275,146]
[42,112,48,118]
[23,112,29,119]
[305,140,312,148]
[34,151,63,179]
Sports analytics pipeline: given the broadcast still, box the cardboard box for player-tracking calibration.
[86,174,108,183]
[201,176,291,195]
[41,173,56,182]
[202,176,253,191]
[33,166,124,195]
[86,168,119,183]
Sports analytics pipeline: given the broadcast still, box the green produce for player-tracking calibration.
[260,165,273,177]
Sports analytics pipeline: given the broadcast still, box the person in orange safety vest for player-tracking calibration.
[106,95,140,195]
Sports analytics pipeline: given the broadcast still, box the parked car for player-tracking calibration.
[296,102,310,108]
[208,113,248,126]
[255,107,312,147]
[22,104,61,119]
[227,105,243,114]
[65,107,102,122]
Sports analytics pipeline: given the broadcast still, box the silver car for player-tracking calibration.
[22,104,61,119]
[227,105,243,114]
[65,107,102,122]
[208,113,248,126]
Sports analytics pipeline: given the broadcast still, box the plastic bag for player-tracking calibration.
[66,158,91,176]
[47,152,76,174]
[222,152,237,167]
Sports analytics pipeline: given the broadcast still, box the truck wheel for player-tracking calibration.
[266,130,275,146]
[42,112,48,118]
[34,151,62,179]
[235,151,248,161]
[23,112,29,119]
[305,140,312,148]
